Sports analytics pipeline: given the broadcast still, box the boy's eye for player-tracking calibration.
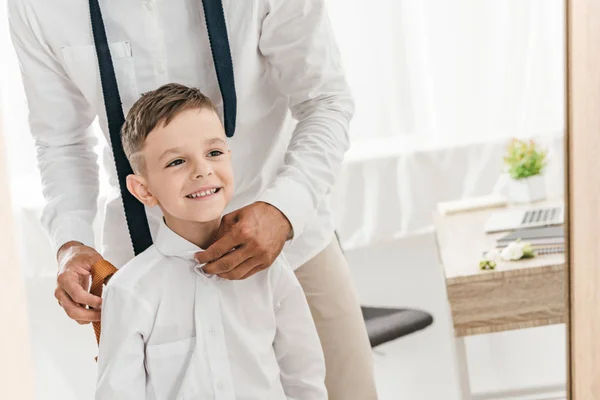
[207,150,224,157]
[167,159,185,168]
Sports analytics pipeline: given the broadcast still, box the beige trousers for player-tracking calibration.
[294,238,378,400]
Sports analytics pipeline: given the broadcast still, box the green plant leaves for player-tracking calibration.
[503,138,547,179]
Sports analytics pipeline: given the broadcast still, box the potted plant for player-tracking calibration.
[503,138,548,204]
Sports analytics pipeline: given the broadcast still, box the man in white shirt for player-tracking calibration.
[8,0,377,398]
[96,83,326,399]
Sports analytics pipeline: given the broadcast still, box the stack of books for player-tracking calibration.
[496,225,565,255]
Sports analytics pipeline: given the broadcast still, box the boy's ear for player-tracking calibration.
[126,174,158,207]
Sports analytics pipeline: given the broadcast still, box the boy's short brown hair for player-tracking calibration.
[121,83,217,173]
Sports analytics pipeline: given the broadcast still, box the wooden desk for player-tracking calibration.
[433,205,566,336]
[433,202,567,398]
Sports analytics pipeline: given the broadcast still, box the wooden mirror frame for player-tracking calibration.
[567,0,600,398]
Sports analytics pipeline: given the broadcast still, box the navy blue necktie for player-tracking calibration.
[88,0,237,255]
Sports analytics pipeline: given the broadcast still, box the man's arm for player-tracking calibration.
[8,0,99,255]
[197,0,353,278]
[256,0,354,239]
[9,0,104,321]
[272,262,328,399]
[96,285,149,400]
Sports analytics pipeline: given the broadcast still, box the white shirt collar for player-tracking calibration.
[154,218,211,276]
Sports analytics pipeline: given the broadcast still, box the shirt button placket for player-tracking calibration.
[195,276,222,398]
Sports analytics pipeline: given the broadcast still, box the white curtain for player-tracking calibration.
[328,0,565,146]
[327,0,566,249]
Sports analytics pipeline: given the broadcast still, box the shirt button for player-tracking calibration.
[157,63,165,74]
[217,381,225,390]
[209,327,218,336]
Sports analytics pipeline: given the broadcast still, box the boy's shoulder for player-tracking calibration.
[105,245,164,292]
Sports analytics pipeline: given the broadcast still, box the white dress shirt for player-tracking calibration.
[8,0,353,270]
[96,218,327,400]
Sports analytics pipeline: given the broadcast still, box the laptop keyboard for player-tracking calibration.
[521,206,562,225]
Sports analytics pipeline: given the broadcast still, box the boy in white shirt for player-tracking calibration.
[95,83,327,400]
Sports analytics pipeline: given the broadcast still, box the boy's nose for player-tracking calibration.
[193,162,212,178]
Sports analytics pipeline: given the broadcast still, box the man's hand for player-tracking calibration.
[196,202,293,280]
[55,241,103,324]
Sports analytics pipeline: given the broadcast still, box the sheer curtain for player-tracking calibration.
[328,0,564,147]
[327,0,565,248]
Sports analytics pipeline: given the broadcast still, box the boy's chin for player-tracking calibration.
[163,207,224,225]
[187,208,225,224]
[190,215,222,224]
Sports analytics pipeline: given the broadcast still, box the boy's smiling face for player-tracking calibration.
[127,107,234,224]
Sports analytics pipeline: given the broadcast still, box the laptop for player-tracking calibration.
[484,203,565,233]
[495,225,565,246]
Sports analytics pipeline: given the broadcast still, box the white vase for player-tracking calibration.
[507,174,546,204]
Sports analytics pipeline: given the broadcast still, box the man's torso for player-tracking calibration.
[25,0,334,268]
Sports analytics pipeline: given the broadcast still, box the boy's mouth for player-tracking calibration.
[186,187,222,199]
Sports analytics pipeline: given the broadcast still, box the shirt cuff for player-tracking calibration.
[49,215,96,257]
[256,177,316,242]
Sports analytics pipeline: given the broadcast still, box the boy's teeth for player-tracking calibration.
[189,188,217,198]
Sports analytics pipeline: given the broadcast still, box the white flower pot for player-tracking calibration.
[507,174,546,204]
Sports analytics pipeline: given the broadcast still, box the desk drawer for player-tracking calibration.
[447,266,566,336]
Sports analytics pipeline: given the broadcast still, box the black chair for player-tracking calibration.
[334,231,434,348]
[361,306,434,348]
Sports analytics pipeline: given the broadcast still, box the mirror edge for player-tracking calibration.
[566,0,600,398]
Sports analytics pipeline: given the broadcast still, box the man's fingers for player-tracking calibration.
[63,277,102,309]
[217,258,262,280]
[196,232,241,265]
[56,289,101,323]
[202,246,251,275]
